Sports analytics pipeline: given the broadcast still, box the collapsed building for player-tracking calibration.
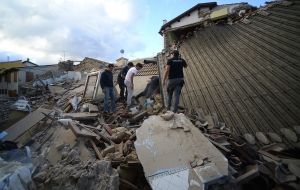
[0,1,299,190]
[158,0,300,146]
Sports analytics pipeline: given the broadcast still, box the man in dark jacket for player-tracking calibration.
[100,64,115,113]
[117,62,134,101]
[163,50,187,112]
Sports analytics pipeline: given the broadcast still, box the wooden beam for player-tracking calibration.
[90,140,102,160]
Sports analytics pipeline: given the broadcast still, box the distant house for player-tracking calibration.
[18,64,58,85]
[22,58,38,67]
[75,57,111,72]
[116,57,128,67]
[0,60,24,97]
[0,60,58,97]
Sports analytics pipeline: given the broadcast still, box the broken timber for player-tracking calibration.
[63,112,98,121]
[4,108,52,141]
[68,121,98,138]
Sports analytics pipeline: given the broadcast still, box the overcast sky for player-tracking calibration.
[0,0,265,65]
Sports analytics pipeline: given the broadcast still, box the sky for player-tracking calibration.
[0,0,266,65]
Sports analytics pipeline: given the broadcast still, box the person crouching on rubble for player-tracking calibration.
[124,63,143,108]
[100,64,116,114]
[135,75,160,101]
[163,50,187,113]
[117,62,134,101]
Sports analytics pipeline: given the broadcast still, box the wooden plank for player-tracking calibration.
[103,124,113,136]
[68,121,98,138]
[63,112,98,120]
[90,140,103,159]
[4,108,52,141]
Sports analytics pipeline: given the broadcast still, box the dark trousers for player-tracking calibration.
[167,78,184,113]
[103,87,116,113]
[118,80,127,100]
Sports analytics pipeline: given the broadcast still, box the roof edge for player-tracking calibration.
[159,2,217,35]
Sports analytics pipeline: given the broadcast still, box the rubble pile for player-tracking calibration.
[17,76,163,190]
[33,150,119,190]
[185,108,300,189]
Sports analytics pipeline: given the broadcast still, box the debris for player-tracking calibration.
[86,103,99,113]
[135,114,228,190]
[267,132,282,143]
[160,111,174,121]
[34,158,119,190]
[3,108,52,141]
[68,121,99,138]
[90,140,103,160]
[170,113,191,132]
[280,128,298,142]
[62,112,98,121]
[235,164,259,184]
[130,111,148,123]
[255,132,270,145]
[70,95,81,111]
[293,126,300,135]
[257,10,270,16]
[10,98,31,112]
[102,145,115,158]
[244,133,256,145]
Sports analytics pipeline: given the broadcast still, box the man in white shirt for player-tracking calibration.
[124,63,143,106]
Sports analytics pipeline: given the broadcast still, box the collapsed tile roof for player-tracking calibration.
[160,0,300,137]
[74,57,112,72]
[136,63,159,76]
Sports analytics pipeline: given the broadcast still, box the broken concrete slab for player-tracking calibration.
[135,114,228,190]
[62,112,98,121]
[4,108,52,141]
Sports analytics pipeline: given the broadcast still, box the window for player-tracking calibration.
[26,72,34,82]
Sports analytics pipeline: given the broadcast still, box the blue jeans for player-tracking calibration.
[103,87,116,113]
[167,78,184,113]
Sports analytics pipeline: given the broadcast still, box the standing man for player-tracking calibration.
[117,62,134,101]
[163,50,187,113]
[100,64,116,113]
[124,63,143,107]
